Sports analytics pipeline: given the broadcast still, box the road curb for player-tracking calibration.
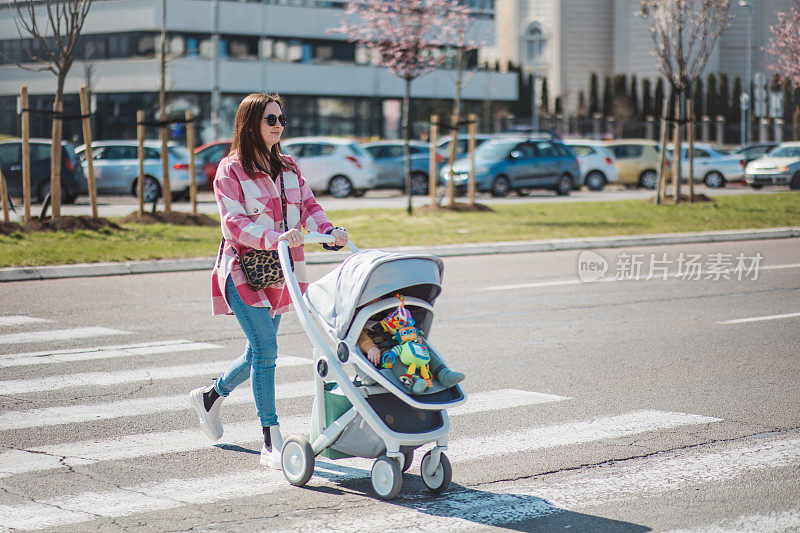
[1,227,798,282]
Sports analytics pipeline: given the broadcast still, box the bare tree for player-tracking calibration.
[4,0,94,217]
[335,0,463,214]
[639,0,733,204]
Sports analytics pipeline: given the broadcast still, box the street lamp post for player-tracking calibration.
[739,0,752,146]
[211,0,221,140]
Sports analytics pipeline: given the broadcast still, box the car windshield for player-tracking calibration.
[768,146,800,158]
[169,145,191,160]
[349,143,370,159]
[474,140,518,160]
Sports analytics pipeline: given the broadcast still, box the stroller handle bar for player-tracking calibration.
[298,232,360,252]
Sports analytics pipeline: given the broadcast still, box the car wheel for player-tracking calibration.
[490,175,510,197]
[704,171,726,188]
[132,176,162,203]
[37,182,72,204]
[585,171,606,191]
[556,174,573,196]
[410,172,429,195]
[639,169,658,189]
[351,190,366,198]
[328,175,353,198]
[749,183,763,189]
[516,188,531,197]
[791,172,800,190]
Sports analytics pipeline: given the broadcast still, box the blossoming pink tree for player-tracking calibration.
[335,0,467,214]
[766,1,800,87]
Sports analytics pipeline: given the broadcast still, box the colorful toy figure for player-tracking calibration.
[380,296,433,394]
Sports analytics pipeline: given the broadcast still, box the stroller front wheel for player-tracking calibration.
[371,455,403,500]
[281,435,315,487]
[421,450,452,494]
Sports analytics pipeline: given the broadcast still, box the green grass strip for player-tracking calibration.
[0,192,797,268]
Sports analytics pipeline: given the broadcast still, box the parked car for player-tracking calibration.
[744,142,800,189]
[437,133,494,161]
[666,143,745,188]
[441,136,580,197]
[732,142,778,164]
[75,140,197,203]
[0,138,87,203]
[195,139,232,191]
[281,137,376,198]
[562,139,619,191]
[604,139,662,189]
[361,140,444,195]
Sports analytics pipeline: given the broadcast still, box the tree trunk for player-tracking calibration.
[687,97,695,204]
[656,94,670,205]
[403,77,412,215]
[160,0,167,117]
[50,76,66,219]
[671,93,682,204]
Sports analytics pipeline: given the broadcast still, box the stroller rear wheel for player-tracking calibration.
[421,450,452,494]
[281,436,315,487]
[371,455,403,500]
[401,449,414,473]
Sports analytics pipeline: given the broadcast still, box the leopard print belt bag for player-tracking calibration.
[233,246,294,291]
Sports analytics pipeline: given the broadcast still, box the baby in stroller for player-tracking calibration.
[357,295,465,394]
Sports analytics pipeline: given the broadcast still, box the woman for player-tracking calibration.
[190,93,347,469]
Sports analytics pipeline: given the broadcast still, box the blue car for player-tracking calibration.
[440,137,581,197]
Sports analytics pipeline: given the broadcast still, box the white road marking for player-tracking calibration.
[718,312,800,324]
[0,389,570,478]
[0,327,129,346]
[664,509,800,533]
[0,379,316,431]
[482,262,800,291]
[0,410,751,532]
[0,340,221,368]
[0,316,51,327]
[0,356,310,395]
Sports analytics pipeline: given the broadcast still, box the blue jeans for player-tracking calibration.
[214,276,282,427]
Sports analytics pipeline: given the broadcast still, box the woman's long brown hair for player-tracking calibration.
[230,92,288,178]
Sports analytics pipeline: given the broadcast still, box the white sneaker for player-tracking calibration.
[189,385,224,441]
[259,425,284,470]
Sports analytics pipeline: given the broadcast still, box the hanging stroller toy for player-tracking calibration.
[276,233,466,500]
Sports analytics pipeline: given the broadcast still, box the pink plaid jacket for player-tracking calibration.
[210,153,334,316]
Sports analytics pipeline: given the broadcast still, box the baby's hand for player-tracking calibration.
[367,346,381,366]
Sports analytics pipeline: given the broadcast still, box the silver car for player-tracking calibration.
[76,140,198,202]
[745,142,800,189]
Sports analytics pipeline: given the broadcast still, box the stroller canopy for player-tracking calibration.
[304,249,445,339]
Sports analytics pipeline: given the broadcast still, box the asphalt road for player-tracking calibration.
[0,237,798,531]
[7,182,780,219]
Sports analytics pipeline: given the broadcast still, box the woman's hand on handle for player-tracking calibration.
[331,227,348,247]
[278,228,303,248]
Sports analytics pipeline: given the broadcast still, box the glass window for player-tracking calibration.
[283,143,303,158]
[515,143,536,159]
[198,143,229,164]
[694,148,711,158]
[304,143,334,157]
[525,22,545,64]
[409,145,428,155]
[474,140,518,160]
[364,146,383,158]
[534,142,556,157]
[144,147,160,160]
[611,144,644,159]
[0,143,20,165]
[569,145,594,157]
[348,143,368,158]
[31,143,52,163]
[553,143,571,157]
[169,145,191,160]
[769,146,800,158]
[383,145,406,158]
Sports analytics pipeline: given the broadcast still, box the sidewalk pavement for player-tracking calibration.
[1,227,798,283]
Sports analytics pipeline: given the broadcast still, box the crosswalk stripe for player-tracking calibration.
[0,316,51,327]
[270,433,800,533]
[718,311,800,325]
[0,380,315,431]
[0,389,568,478]
[0,340,221,368]
[0,356,311,395]
[0,327,129,346]
[0,409,736,531]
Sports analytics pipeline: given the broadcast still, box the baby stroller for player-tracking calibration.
[276,234,466,500]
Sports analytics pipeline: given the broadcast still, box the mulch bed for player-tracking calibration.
[649,194,715,205]
[0,216,122,235]
[119,211,218,226]
[417,202,493,213]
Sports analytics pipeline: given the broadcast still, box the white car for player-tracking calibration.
[666,143,745,188]
[745,142,800,189]
[75,140,196,203]
[562,139,619,191]
[281,137,377,198]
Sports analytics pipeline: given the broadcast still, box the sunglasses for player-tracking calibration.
[263,114,287,127]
